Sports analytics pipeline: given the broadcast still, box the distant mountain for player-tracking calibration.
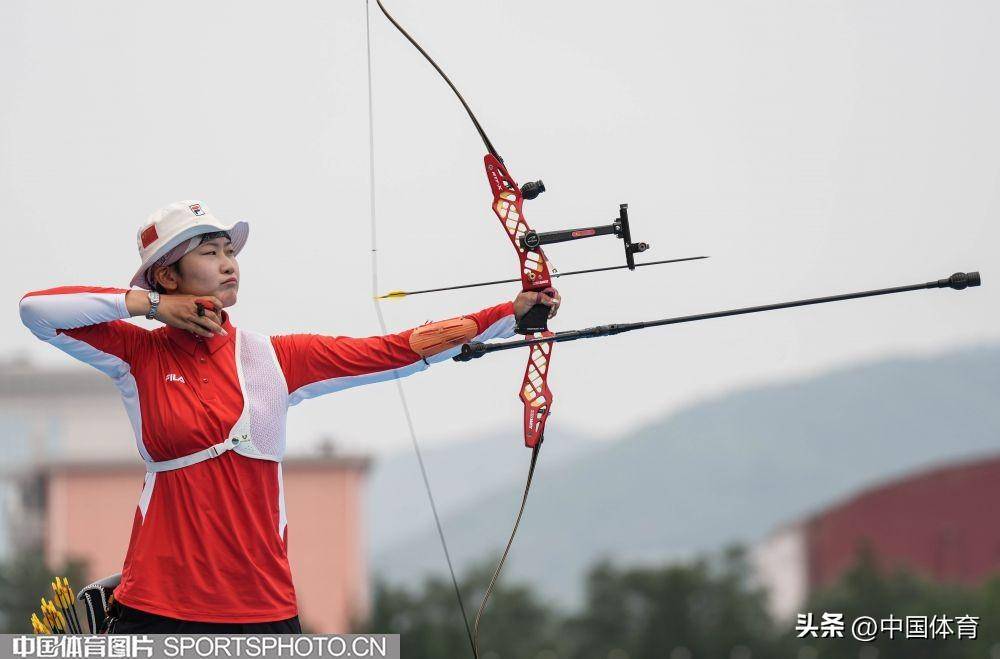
[366,345,1000,606]
[365,428,603,553]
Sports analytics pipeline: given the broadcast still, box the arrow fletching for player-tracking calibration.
[375,290,410,300]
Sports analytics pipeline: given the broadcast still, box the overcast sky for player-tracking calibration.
[3,0,997,457]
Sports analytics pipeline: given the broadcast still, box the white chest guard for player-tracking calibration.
[145,329,289,473]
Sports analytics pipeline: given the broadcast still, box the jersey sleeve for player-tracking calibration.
[273,301,517,406]
[18,286,147,379]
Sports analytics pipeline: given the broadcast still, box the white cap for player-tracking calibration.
[131,200,249,289]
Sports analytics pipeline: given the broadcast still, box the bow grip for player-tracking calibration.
[517,302,550,334]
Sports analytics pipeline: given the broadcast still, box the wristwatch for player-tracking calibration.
[145,291,161,319]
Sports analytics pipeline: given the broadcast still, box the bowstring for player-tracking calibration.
[363,1,478,655]
[472,443,542,655]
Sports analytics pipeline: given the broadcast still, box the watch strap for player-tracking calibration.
[145,292,160,320]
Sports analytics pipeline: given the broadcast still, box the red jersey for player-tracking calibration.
[19,286,515,623]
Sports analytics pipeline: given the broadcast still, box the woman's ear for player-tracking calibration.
[152,264,180,293]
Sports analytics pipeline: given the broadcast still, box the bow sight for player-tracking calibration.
[519,203,649,269]
[514,198,654,333]
[376,199,705,301]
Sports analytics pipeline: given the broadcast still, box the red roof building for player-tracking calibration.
[752,453,1000,620]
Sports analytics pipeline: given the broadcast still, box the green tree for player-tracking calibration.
[365,544,1000,658]
[785,544,997,658]
[562,544,782,659]
[365,560,561,659]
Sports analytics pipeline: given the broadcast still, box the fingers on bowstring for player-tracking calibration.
[194,297,219,316]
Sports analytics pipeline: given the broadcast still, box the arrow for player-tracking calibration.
[377,255,709,300]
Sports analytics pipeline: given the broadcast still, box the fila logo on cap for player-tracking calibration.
[189,203,206,216]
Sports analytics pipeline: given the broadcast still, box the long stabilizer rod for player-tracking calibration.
[455,271,981,361]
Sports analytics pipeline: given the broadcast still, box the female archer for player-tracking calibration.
[18,199,560,633]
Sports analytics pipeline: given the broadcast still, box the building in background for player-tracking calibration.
[0,359,371,633]
[0,358,133,559]
[752,453,1000,620]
